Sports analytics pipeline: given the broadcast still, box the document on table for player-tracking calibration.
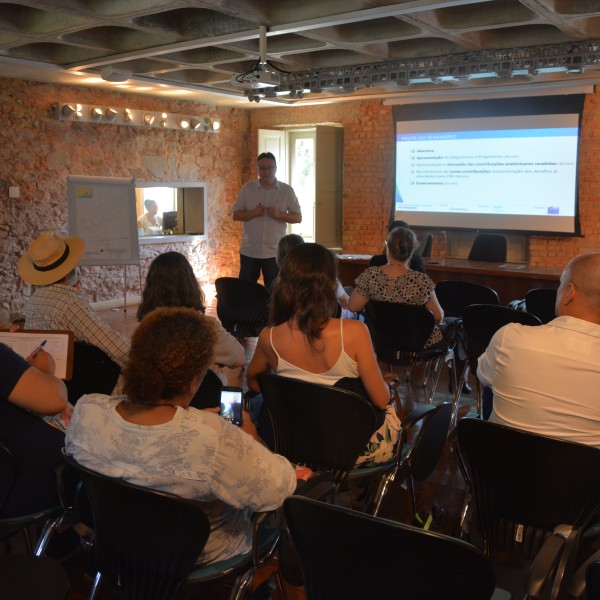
[0,329,75,380]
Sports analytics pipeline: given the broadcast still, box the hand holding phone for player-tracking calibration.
[220,387,244,426]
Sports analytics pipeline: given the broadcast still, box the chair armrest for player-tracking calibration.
[567,549,600,599]
[294,471,336,501]
[524,525,570,597]
[402,405,437,430]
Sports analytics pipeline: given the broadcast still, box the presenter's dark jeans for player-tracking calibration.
[239,254,279,289]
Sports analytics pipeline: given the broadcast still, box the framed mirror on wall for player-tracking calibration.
[135,182,207,240]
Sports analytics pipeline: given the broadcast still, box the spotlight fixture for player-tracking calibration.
[104,108,118,121]
[53,102,220,133]
[61,103,82,118]
[90,107,103,120]
[100,66,132,83]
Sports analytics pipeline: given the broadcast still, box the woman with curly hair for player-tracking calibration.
[247,243,401,467]
[66,307,296,564]
[137,251,245,380]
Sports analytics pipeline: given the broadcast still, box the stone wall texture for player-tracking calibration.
[2,78,600,315]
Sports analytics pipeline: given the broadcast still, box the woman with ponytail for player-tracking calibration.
[348,226,445,348]
[247,243,401,467]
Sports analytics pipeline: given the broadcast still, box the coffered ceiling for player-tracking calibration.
[2,0,600,107]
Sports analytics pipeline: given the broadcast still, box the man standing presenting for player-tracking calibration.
[477,252,600,448]
[233,152,302,289]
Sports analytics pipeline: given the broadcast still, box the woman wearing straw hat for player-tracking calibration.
[18,232,130,369]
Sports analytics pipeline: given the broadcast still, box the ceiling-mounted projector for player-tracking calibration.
[100,66,132,82]
[231,67,280,89]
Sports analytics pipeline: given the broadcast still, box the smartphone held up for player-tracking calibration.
[220,386,244,426]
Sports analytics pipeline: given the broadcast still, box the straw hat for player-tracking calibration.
[18,232,85,285]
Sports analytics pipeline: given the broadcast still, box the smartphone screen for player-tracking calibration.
[220,387,243,426]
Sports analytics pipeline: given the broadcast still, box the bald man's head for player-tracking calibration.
[556,253,600,321]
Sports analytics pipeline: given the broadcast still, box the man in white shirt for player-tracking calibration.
[478,252,600,448]
[233,152,302,289]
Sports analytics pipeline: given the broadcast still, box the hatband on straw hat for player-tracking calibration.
[17,232,85,286]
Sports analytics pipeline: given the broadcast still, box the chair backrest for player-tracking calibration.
[468,233,507,262]
[435,280,499,318]
[63,454,210,600]
[65,342,120,405]
[188,368,223,410]
[257,374,377,482]
[0,443,15,515]
[284,495,497,600]
[214,277,270,338]
[365,301,438,366]
[457,418,600,560]
[461,304,541,371]
[406,402,452,482]
[525,287,558,324]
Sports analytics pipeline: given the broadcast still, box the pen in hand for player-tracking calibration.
[28,339,47,360]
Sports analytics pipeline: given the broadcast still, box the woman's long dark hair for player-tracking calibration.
[270,243,338,344]
[137,251,205,322]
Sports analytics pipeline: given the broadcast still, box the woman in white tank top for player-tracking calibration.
[247,243,401,467]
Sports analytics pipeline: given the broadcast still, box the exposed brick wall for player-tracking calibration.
[0,79,248,315]
[251,96,600,267]
[3,79,600,317]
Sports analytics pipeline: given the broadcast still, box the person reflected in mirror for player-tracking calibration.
[137,199,162,235]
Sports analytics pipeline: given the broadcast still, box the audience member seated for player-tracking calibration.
[349,226,445,349]
[136,251,245,383]
[277,234,354,319]
[65,307,296,564]
[18,232,129,369]
[370,220,427,274]
[247,243,401,467]
[478,252,600,448]
[0,334,68,517]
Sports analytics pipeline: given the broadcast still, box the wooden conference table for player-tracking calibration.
[336,254,561,306]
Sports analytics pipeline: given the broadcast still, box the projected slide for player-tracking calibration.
[394,111,581,234]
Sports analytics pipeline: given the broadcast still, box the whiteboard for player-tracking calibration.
[67,175,140,266]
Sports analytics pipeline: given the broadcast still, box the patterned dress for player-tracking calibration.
[354,267,443,348]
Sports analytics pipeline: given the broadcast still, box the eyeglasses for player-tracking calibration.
[258,165,276,171]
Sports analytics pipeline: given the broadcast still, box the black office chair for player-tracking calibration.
[0,555,69,600]
[468,233,507,262]
[453,304,541,423]
[189,368,223,410]
[283,495,503,600]
[0,442,63,556]
[457,418,600,599]
[435,280,499,318]
[259,373,450,520]
[352,401,452,522]
[215,277,270,339]
[365,301,449,404]
[258,373,378,484]
[62,453,285,600]
[65,341,120,405]
[525,287,558,324]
